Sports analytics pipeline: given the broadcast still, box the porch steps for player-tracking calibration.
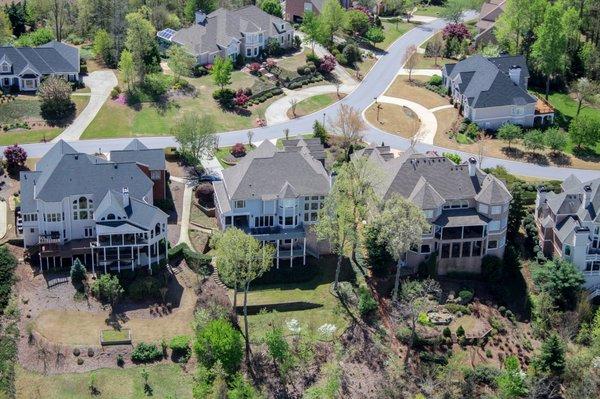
[211,268,228,289]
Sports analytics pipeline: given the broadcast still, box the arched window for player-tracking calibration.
[564,246,571,256]
[78,196,88,209]
[106,213,116,220]
[155,223,161,236]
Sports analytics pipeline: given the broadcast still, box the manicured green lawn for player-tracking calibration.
[292,93,340,118]
[101,329,130,342]
[240,256,354,341]
[414,5,446,17]
[82,73,282,139]
[0,95,89,145]
[214,144,255,168]
[16,364,193,399]
[530,90,600,127]
[379,21,419,50]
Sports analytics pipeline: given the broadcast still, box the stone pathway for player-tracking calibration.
[52,70,118,142]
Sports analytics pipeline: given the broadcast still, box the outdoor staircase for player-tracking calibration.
[211,267,227,289]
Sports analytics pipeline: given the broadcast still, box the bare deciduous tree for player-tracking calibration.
[403,45,419,82]
[476,132,492,167]
[329,104,366,155]
[429,35,444,67]
[289,98,299,117]
[247,130,254,146]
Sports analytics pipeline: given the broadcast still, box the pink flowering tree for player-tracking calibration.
[249,63,261,75]
[230,143,247,157]
[319,55,337,73]
[4,144,27,171]
[442,23,471,42]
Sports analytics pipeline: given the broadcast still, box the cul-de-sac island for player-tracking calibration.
[0,0,599,397]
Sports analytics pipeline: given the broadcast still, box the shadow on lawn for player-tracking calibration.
[251,255,356,292]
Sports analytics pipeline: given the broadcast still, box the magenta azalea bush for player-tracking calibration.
[442,23,471,41]
[233,89,250,107]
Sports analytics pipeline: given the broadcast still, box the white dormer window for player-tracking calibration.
[0,63,10,73]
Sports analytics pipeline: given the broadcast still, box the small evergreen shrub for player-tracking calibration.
[131,342,163,363]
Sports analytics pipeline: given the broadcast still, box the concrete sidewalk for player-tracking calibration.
[265,84,354,125]
[52,70,118,142]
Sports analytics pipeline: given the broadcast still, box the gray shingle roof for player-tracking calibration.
[354,147,511,210]
[220,140,329,201]
[444,54,536,108]
[109,139,166,170]
[434,208,491,227]
[0,41,79,75]
[171,5,292,56]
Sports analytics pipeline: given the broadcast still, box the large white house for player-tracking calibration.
[442,55,554,130]
[213,139,330,266]
[157,6,295,65]
[0,41,80,92]
[535,175,600,296]
[20,140,169,274]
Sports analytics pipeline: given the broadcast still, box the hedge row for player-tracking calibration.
[168,243,212,276]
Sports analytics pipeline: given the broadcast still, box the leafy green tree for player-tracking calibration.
[302,11,328,54]
[313,120,329,145]
[172,113,217,167]
[496,355,529,398]
[440,0,476,23]
[194,319,243,374]
[184,0,218,22]
[372,194,429,302]
[320,0,346,40]
[167,45,195,82]
[494,0,546,54]
[14,27,54,46]
[118,49,135,92]
[124,12,160,83]
[507,184,526,240]
[0,245,17,311]
[0,10,12,44]
[522,129,546,153]
[536,332,566,375]
[259,0,283,17]
[90,274,124,313]
[93,29,115,67]
[543,127,567,154]
[531,4,567,99]
[344,9,370,36]
[211,56,233,89]
[365,27,385,46]
[497,123,523,150]
[569,114,600,149]
[228,373,262,398]
[70,259,86,287]
[442,152,462,164]
[37,76,75,121]
[532,258,584,310]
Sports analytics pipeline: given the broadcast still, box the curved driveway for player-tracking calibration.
[4,18,599,181]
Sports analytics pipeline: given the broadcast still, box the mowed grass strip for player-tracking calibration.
[16,364,193,399]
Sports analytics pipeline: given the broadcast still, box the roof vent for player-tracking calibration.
[584,185,592,192]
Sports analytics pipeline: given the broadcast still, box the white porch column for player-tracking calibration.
[303,237,306,266]
[165,239,169,263]
[60,257,63,268]
[137,246,141,268]
[103,247,107,274]
[38,254,42,272]
[117,247,120,272]
[290,239,293,268]
[156,242,159,265]
[276,239,280,269]
[131,247,135,270]
[147,245,152,272]
[91,247,95,275]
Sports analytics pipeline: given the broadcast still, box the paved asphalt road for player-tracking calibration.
[3,16,599,181]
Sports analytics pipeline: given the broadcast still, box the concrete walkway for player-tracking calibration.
[265,84,355,125]
[176,181,195,248]
[52,70,118,142]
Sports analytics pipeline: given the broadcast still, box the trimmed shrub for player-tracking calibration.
[443,327,452,338]
[194,319,243,374]
[127,276,161,300]
[445,303,471,315]
[169,335,191,362]
[131,342,163,363]
[428,75,442,86]
[230,143,246,157]
[458,290,474,304]
[456,325,465,337]
[358,286,378,318]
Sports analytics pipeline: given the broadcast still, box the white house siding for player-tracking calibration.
[470,103,536,130]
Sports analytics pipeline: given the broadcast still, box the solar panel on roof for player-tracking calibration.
[157,28,175,41]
